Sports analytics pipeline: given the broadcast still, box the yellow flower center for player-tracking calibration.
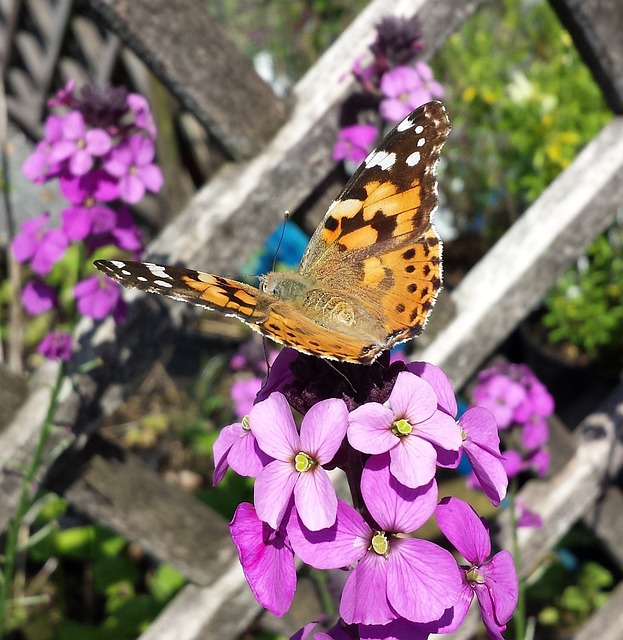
[294,451,314,473]
[241,415,251,430]
[392,418,412,437]
[371,531,389,556]
[466,566,485,584]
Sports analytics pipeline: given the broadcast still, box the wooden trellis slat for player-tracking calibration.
[550,0,623,113]
[88,0,288,160]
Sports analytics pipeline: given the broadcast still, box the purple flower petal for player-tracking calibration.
[212,422,241,485]
[37,330,72,361]
[348,403,396,454]
[254,459,297,529]
[389,435,437,488]
[287,499,369,570]
[408,361,457,416]
[299,398,348,463]
[436,497,490,565]
[341,552,396,625]
[229,502,296,617]
[362,454,437,533]
[480,550,519,624]
[294,466,337,530]
[389,372,437,425]
[85,128,112,156]
[118,173,146,204]
[69,148,94,176]
[138,163,163,192]
[22,280,56,315]
[387,537,462,623]
[251,393,299,460]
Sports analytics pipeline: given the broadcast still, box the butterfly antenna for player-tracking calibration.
[271,212,290,272]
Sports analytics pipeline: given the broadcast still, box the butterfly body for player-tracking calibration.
[95,101,451,364]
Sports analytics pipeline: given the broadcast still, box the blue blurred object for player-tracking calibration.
[243,220,309,276]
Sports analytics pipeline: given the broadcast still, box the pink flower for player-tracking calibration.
[104,135,163,204]
[11,213,68,275]
[229,502,296,617]
[348,371,461,489]
[49,111,112,176]
[22,280,56,315]
[472,374,527,429]
[230,376,263,419]
[37,330,72,361]
[22,115,64,183]
[288,455,462,626]
[74,275,123,320]
[252,393,348,531]
[436,497,518,639]
[379,63,444,122]
[333,124,379,164]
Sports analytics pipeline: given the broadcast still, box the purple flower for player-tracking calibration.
[12,213,68,275]
[49,111,112,176]
[255,348,298,404]
[513,376,554,425]
[379,63,444,122]
[127,93,157,139]
[515,498,543,529]
[22,280,56,315]
[348,371,461,489]
[37,330,72,361]
[74,274,122,320]
[212,413,271,485]
[288,455,462,625]
[252,393,348,531]
[521,417,549,450]
[472,374,527,429]
[458,407,508,506]
[230,376,263,419]
[60,170,119,203]
[524,448,550,477]
[48,79,76,107]
[436,497,518,639]
[229,502,296,617]
[333,124,379,164]
[104,135,163,204]
[22,115,64,183]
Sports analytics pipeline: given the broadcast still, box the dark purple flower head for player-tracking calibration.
[274,351,407,415]
[333,124,379,164]
[12,213,68,275]
[38,330,72,361]
[75,84,129,129]
[436,497,518,639]
[371,16,424,68]
[48,79,76,107]
[22,280,57,315]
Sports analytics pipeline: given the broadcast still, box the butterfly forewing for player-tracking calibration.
[95,101,451,364]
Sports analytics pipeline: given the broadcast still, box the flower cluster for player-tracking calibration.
[471,363,553,484]
[12,82,162,360]
[333,17,444,165]
[214,351,518,639]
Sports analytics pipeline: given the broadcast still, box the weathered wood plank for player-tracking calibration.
[87,0,288,160]
[415,116,623,389]
[49,435,237,586]
[575,579,623,640]
[584,486,623,569]
[549,0,623,113]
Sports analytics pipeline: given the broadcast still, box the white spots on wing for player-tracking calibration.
[415,125,424,134]
[121,270,132,276]
[365,150,396,170]
[397,116,415,132]
[406,151,421,166]
[110,260,126,269]
[137,276,148,282]
[417,137,426,147]
[144,262,172,279]
[154,279,173,288]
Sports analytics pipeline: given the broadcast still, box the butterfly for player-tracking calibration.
[95,100,451,364]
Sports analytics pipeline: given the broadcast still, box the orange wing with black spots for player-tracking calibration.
[95,101,451,364]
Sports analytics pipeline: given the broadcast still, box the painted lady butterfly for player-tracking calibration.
[95,100,451,364]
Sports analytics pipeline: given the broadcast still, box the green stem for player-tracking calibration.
[509,478,526,640]
[0,362,65,634]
